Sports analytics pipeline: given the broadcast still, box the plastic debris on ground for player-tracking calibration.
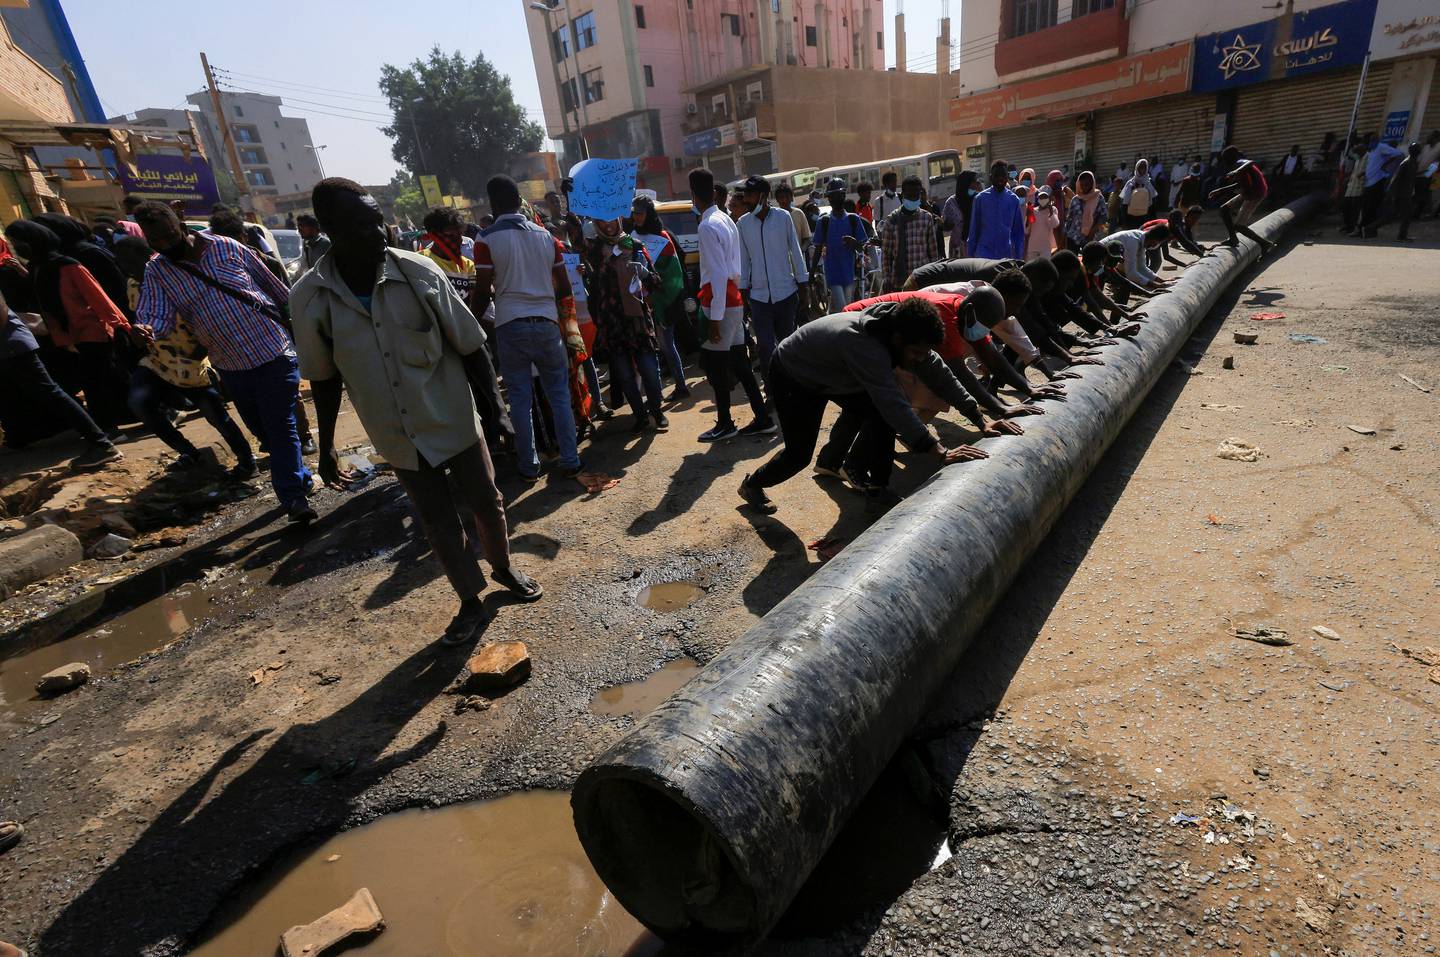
[1199,403,1243,411]
[1287,333,1327,344]
[1231,624,1292,646]
[1344,424,1377,435]
[1249,311,1285,321]
[1216,438,1261,462]
[807,536,846,561]
[1399,373,1431,393]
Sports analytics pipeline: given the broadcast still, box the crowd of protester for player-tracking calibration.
[0,130,1433,634]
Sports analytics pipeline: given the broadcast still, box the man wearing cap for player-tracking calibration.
[737,175,808,391]
[810,178,871,310]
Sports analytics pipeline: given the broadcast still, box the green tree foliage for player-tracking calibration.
[379,47,544,201]
[387,171,426,226]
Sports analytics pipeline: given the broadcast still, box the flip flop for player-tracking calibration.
[493,568,544,602]
[0,821,22,854]
[440,605,490,647]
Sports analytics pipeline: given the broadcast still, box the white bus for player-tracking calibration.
[727,167,822,196]
[815,149,962,204]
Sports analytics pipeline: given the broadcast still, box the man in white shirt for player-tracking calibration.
[691,167,769,442]
[1169,159,1190,208]
[473,175,583,482]
[737,174,808,391]
[874,171,905,223]
[1105,224,1173,291]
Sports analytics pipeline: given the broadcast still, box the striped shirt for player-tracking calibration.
[136,234,293,371]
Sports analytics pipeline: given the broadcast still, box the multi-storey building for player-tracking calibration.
[949,0,1438,178]
[182,90,325,200]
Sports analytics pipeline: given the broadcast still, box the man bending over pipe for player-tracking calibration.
[737,298,1011,514]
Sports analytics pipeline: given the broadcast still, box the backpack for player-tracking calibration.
[1126,183,1152,216]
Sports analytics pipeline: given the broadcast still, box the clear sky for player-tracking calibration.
[65,0,956,185]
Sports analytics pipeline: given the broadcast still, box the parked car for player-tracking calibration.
[269,228,305,281]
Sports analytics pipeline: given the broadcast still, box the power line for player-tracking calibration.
[211,67,391,103]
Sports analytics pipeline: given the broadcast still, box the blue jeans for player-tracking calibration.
[657,322,687,390]
[828,282,857,310]
[497,319,580,477]
[748,293,798,387]
[218,353,310,508]
[610,346,665,419]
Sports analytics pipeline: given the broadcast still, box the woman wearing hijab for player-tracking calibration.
[4,220,139,436]
[1016,167,1037,195]
[941,170,978,258]
[1045,170,1071,249]
[1065,171,1108,249]
[32,213,129,317]
[630,195,690,400]
[1025,186,1061,260]
[581,217,668,432]
[1119,158,1156,228]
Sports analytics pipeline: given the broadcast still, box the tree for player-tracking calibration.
[387,171,426,226]
[379,47,544,202]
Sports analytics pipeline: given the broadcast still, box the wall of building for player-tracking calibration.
[0,0,104,122]
[771,66,947,169]
[184,90,322,198]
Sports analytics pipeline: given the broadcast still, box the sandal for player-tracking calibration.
[492,567,544,602]
[0,821,22,854]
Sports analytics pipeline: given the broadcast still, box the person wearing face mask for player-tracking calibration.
[736,174,807,398]
[1119,158,1156,228]
[1025,186,1061,260]
[291,177,543,648]
[939,170,978,258]
[1065,171,1107,249]
[874,171,904,224]
[879,175,940,292]
[581,215,668,433]
[131,200,316,523]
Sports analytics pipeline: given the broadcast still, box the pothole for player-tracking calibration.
[590,657,700,717]
[636,581,702,612]
[190,790,662,957]
[0,573,244,720]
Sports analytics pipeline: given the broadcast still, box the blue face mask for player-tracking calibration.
[967,188,979,197]
[901,197,921,212]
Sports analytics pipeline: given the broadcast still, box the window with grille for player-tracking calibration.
[644,65,654,87]
[582,68,604,104]
[553,27,570,59]
[636,5,646,28]
[722,13,740,35]
[1071,0,1115,15]
[805,25,817,46]
[1011,0,1058,37]
[561,77,579,112]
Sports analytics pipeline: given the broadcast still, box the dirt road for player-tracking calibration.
[0,213,1436,955]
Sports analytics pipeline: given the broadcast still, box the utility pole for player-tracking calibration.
[408,97,429,173]
[200,52,250,206]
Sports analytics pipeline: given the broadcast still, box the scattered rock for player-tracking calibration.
[1390,443,1406,451]
[1233,332,1258,345]
[310,670,341,686]
[463,641,531,691]
[36,662,91,696]
[1294,895,1333,932]
[1252,766,1271,780]
[99,512,137,537]
[133,532,189,552]
[280,887,384,957]
[0,524,83,595]
[1221,355,1235,369]
[1389,642,1440,667]
[1216,438,1261,462]
[1310,625,1342,641]
[90,533,132,559]
[1318,679,1346,692]
[325,854,342,863]
[1230,624,1292,646]
[249,660,288,687]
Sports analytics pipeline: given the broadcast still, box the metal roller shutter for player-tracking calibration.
[1092,94,1215,180]
[988,119,1075,179]
[1231,62,1394,169]
[1422,70,1440,136]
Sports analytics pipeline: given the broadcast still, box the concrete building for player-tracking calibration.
[523,0,889,190]
[949,0,1439,179]
[182,90,324,201]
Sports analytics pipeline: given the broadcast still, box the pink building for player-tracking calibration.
[523,0,884,191]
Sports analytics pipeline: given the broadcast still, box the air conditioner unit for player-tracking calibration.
[685,103,698,114]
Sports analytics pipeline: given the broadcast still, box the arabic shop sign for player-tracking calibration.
[682,117,759,156]
[949,43,1192,133]
[1369,0,1440,60]
[116,154,221,216]
[1192,0,1376,93]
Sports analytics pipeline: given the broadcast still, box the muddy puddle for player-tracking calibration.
[636,581,702,612]
[192,790,662,957]
[0,575,236,719]
[591,658,700,717]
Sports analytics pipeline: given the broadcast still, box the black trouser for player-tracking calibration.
[1,349,108,445]
[1359,181,1387,233]
[74,340,127,432]
[750,360,882,489]
[1397,185,1418,240]
[127,367,252,462]
[1342,195,1363,231]
[700,345,766,427]
[1418,176,1435,218]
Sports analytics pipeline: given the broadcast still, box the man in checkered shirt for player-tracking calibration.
[879,175,941,293]
[133,201,316,523]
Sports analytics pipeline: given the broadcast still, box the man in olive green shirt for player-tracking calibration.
[290,178,542,646]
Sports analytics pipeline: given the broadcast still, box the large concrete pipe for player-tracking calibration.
[574,196,1321,949]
